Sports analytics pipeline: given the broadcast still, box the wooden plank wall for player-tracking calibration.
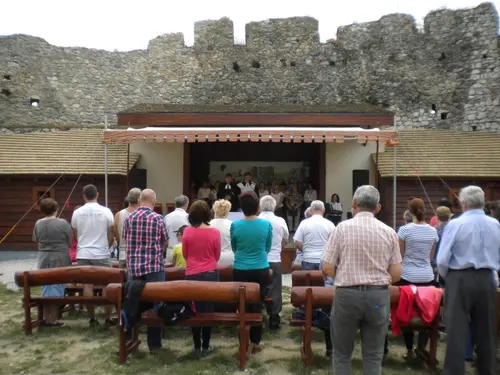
[0,175,127,250]
[378,178,499,227]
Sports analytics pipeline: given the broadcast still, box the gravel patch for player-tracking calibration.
[0,258,37,291]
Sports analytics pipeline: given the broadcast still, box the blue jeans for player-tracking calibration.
[128,270,165,350]
[301,261,320,271]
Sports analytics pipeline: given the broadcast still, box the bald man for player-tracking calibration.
[123,188,168,353]
[114,187,142,268]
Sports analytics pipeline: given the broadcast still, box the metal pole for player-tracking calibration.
[104,115,108,207]
[126,144,130,191]
[392,117,397,230]
[375,140,380,191]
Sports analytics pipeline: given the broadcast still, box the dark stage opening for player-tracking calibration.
[188,142,323,199]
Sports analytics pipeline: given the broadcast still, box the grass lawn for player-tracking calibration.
[0,285,478,375]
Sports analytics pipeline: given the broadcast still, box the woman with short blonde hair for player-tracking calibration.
[210,199,234,265]
[213,199,231,219]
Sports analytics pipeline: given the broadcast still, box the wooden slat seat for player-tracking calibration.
[140,311,263,326]
[14,266,126,335]
[105,280,263,370]
[290,284,441,370]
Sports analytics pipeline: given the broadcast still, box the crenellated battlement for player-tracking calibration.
[1,2,500,131]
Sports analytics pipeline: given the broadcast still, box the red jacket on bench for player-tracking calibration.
[391,286,443,334]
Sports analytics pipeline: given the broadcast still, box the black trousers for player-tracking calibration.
[384,278,435,353]
[443,268,497,375]
[233,268,269,344]
[185,270,219,349]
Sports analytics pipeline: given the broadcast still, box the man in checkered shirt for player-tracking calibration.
[124,188,168,354]
[322,185,402,375]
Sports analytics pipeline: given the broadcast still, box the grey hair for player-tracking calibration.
[174,195,189,208]
[459,185,485,209]
[259,195,276,212]
[304,207,312,218]
[310,200,325,211]
[353,185,380,211]
[127,188,141,205]
[403,210,412,222]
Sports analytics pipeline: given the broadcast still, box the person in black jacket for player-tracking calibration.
[217,173,241,212]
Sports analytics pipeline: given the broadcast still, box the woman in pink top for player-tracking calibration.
[182,200,221,357]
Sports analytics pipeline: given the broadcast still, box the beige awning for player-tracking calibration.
[103,127,399,144]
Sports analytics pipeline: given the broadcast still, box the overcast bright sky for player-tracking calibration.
[2,0,498,51]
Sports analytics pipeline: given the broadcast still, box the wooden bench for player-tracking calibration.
[166,265,273,304]
[291,286,441,370]
[14,266,126,335]
[105,280,262,370]
[291,270,325,287]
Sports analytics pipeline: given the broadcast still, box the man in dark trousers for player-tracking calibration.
[437,185,500,375]
[217,173,241,212]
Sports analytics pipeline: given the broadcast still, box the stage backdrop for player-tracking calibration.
[209,161,309,185]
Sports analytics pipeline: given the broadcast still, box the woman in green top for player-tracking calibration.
[230,191,273,356]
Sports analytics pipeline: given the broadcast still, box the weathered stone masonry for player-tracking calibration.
[0,2,499,131]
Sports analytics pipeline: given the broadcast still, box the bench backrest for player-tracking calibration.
[291,270,325,287]
[166,264,234,281]
[291,286,402,308]
[14,266,126,288]
[166,265,273,283]
[105,280,261,304]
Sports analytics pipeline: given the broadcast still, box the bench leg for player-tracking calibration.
[119,324,127,364]
[303,325,313,367]
[24,302,33,335]
[427,326,438,371]
[238,326,249,370]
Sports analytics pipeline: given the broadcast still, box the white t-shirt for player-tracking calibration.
[259,211,289,263]
[116,209,131,261]
[71,202,114,260]
[210,218,233,254]
[164,208,189,249]
[293,214,335,263]
[237,181,256,194]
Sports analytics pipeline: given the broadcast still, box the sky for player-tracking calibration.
[2,0,498,51]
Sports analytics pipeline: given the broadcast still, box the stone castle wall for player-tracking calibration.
[0,2,499,131]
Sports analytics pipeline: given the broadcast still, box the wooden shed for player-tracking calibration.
[0,129,140,250]
[375,129,500,226]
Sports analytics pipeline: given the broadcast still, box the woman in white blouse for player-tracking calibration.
[303,183,317,208]
[210,199,234,265]
[270,184,285,219]
[326,193,343,225]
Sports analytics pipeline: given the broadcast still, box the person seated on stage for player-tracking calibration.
[257,182,269,198]
[172,225,188,267]
[237,172,257,195]
[197,181,213,204]
[325,193,343,226]
[303,183,317,209]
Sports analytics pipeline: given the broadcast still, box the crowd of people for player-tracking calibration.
[190,172,344,229]
[30,182,500,374]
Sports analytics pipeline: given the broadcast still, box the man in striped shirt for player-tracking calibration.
[322,185,402,375]
[124,189,168,353]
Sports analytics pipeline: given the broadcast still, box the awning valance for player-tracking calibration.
[103,127,399,145]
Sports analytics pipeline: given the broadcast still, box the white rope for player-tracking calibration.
[58,134,105,218]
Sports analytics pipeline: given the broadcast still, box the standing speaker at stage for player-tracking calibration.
[217,173,241,212]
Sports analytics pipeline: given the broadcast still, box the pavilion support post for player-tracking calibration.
[104,115,109,208]
[392,118,397,230]
[126,144,130,192]
[375,140,380,191]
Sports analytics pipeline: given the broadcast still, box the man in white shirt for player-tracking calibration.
[294,200,335,270]
[113,188,141,269]
[259,195,289,330]
[71,184,114,327]
[237,172,257,195]
[164,195,189,263]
